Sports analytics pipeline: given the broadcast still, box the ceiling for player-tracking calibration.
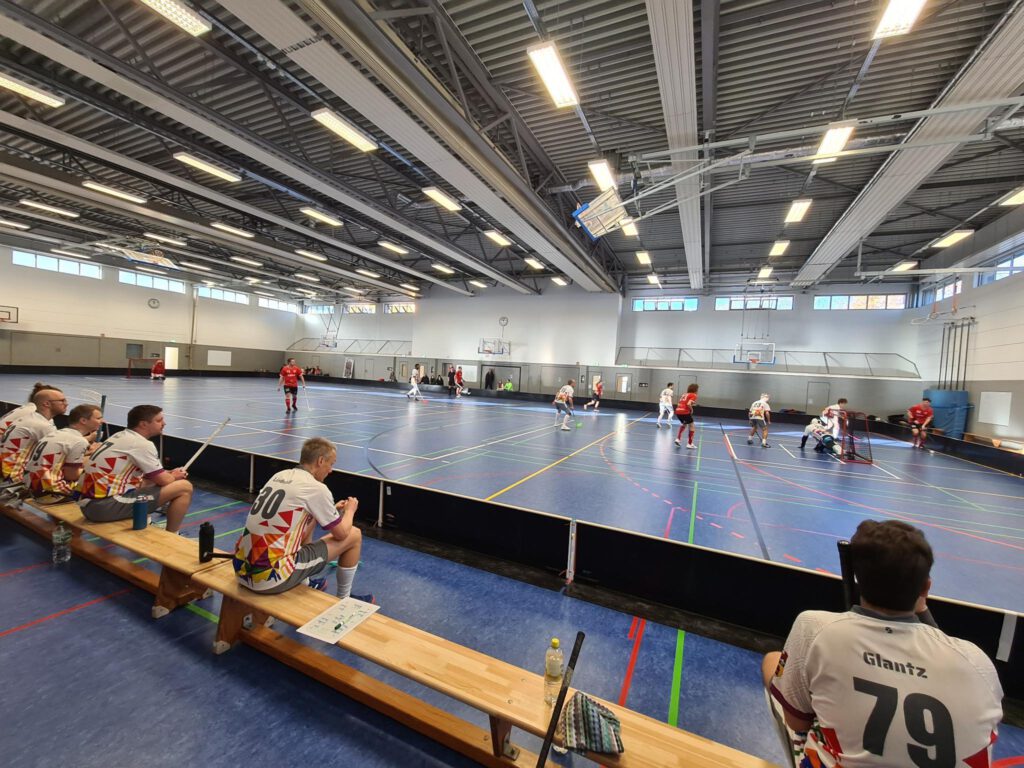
[0,0,1022,303]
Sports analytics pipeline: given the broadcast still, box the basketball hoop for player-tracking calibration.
[748,358,759,368]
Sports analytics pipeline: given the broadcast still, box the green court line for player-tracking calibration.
[696,423,704,472]
[688,482,699,545]
[668,629,686,727]
[186,603,219,623]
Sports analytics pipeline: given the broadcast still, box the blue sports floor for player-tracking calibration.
[3,487,1023,767]
[1,374,1021,613]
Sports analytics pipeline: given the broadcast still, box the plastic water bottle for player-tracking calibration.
[543,637,564,705]
[52,522,72,565]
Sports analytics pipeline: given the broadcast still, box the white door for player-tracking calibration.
[163,347,179,369]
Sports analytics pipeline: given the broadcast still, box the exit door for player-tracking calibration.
[806,382,830,414]
[163,347,179,370]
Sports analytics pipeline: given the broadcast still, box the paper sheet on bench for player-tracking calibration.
[297,598,380,644]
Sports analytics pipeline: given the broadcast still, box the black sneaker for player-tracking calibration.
[350,593,376,604]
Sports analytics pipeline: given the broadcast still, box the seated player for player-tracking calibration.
[803,417,841,456]
[23,403,103,500]
[277,357,305,412]
[762,520,1002,768]
[821,398,848,440]
[907,397,934,449]
[1,382,56,430]
[150,358,165,380]
[655,382,674,428]
[747,393,771,448]
[78,405,192,534]
[1,388,65,487]
[674,384,699,448]
[553,379,575,432]
[583,377,604,411]
[233,437,371,602]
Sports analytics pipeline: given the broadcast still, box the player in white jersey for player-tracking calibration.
[763,520,1002,768]
[78,405,193,533]
[233,437,371,601]
[553,380,575,431]
[0,381,56,431]
[822,398,848,439]
[23,403,103,498]
[0,388,65,485]
[406,363,423,401]
[747,394,771,448]
[656,383,674,428]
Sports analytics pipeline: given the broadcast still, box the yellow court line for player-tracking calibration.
[485,413,649,501]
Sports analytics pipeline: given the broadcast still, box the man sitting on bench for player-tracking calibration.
[1,388,66,492]
[232,436,372,603]
[23,402,103,500]
[78,404,193,534]
[1,381,57,430]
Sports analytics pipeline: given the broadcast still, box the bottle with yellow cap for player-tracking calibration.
[543,637,564,705]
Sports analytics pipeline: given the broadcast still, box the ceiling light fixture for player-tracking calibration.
[400,283,419,292]
[173,152,241,182]
[343,286,364,295]
[784,199,812,223]
[998,186,1024,207]
[378,240,408,255]
[422,186,462,212]
[620,218,639,237]
[892,260,919,272]
[469,279,487,289]
[432,263,455,274]
[932,230,974,248]
[0,73,65,108]
[229,256,262,267]
[311,108,377,152]
[646,273,661,285]
[873,0,927,39]
[636,251,651,265]
[524,257,545,270]
[254,290,274,297]
[0,216,30,230]
[526,41,579,108]
[355,268,380,278]
[769,240,790,257]
[139,0,212,35]
[552,276,567,286]
[812,124,855,164]
[211,221,254,238]
[82,180,148,204]
[295,273,320,282]
[19,199,79,218]
[144,232,186,246]
[295,249,327,262]
[757,265,774,280]
[51,249,90,258]
[299,207,344,227]
[137,266,167,275]
[483,230,512,247]
[244,277,262,283]
[587,159,617,192]
[181,261,211,271]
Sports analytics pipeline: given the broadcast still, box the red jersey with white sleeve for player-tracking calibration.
[455,369,464,386]
[279,365,303,388]
[770,607,1002,768]
[78,429,164,499]
[676,392,697,415]
[594,381,604,397]
[908,403,933,426]
[151,360,165,376]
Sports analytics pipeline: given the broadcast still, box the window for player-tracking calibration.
[630,296,699,312]
[12,249,102,280]
[119,269,185,293]
[384,302,416,314]
[977,253,1024,286]
[196,285,249,304]
[258,297,299,313]
[713,295,793,311]
[814,294,906,310]
[343,303,376,314]
[308,304,335,315]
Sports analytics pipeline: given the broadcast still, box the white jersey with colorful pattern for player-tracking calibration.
[555,384,574,402]
[232,467,342,591]
[1,411,55,482]
[770,607,1002,768]
[659,388,674,407]
[23,427,90,495]
[78,429,164,499]
[1,402,35,431]
[749,399,771,420]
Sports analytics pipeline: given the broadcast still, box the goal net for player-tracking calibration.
[840,411,874,464]
[127,357,159,379]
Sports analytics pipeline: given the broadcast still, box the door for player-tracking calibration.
[363,359,375,379]
[163,347,179,370]
[615,374,631,395]
[806,381,830,415]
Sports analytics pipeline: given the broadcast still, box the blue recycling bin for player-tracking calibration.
[923,388,971,440]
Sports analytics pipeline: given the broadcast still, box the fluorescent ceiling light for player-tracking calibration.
[469,279,487,289]
[343,287,364,294]
[526,41,578,108]
[378,240,408,255]
[255,290,274,297]
[524,257,545,270]
[769,240,790,257]
[636,251,651,265]
[139,0,212,35]
[144,232,186,246]
[297,288,317,296]
[483,230,512,247]
[295,273,320,282]
[400,283,419,291]
[646,274,661,285]
[0,217,30,230]
[295,249,327,262]
[211,221,254,238]
[587,159,617,192]
[82,180,148,204]
[311,108,376,152]
[892,260,919,272]
[620,219,638,237]
[873,0,927,39]
[20,199,79,218]
[51,249,89,258]
[552,276,567,286]
[999,186,1024,206]
[784,199,812,223]
[173,152,241,183]
[181,261,211,271]
[299,207,344,227]
[932,230,974,248]
[432,263,455,274]
[137,266,167,275]
[757,265,774,280]
[356,268,380,278]
[230,256,262,267]
[244,277,262,283]
[0,73,65,108]
[813,125,854,164]
[422,186,462,212]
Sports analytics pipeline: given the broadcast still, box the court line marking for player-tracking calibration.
[779,444,796,460]
[872,462,901,481]
[721,430,771,560]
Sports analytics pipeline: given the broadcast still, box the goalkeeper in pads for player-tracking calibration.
[800,416,841,455]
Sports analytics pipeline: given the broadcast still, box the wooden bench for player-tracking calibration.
[965,432,1024,455]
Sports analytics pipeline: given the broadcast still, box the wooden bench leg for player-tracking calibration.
[152,567,211,619]
[213,595,270,655]
[488,715,520,762]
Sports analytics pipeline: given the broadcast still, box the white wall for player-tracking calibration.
[413,288,622,365]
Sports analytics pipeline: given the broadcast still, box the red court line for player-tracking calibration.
[0,588,131,639]
[993,759,1024,767]
[627,616,638,640]
[618,618,646,706]
[0,561,49,579]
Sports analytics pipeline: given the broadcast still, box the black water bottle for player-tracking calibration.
[199,521,215,562]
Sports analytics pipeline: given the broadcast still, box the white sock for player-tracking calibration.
[335,565,358,599]
[562,415,570,427]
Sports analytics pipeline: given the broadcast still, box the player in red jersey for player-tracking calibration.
[150,358,165,380]
[278,357,306,412]
[906,397,934,449]
[583,378,604,411]
[674,383,699,449]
